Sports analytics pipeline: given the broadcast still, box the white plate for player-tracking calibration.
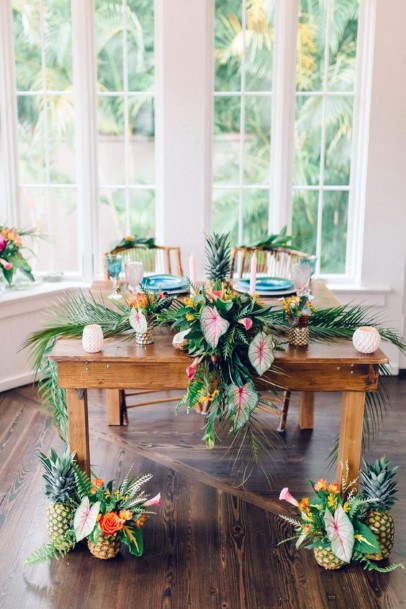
[234,284,296,297]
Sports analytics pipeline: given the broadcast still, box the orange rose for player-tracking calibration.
[93,478,104,488]
[99,512,124,536]
[119,509,133,522]
[127,293,149,309]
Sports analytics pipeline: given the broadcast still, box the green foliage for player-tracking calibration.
[110,235,156,252]
[24,531,76,566]
[353,552,404,573]
[39,448,76,504]
[73,463,93,500]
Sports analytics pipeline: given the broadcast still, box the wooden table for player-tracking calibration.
[50,279,388,490]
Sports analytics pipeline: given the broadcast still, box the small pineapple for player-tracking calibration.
[360,457,398,560]
[205,232,231,284]
[39,449,77,544]
[88,534,121,559]
[313,547,345,570]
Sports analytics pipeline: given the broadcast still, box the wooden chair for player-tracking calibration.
[230,245,313,433]
[104,244,183,425]
[104,245,183,279]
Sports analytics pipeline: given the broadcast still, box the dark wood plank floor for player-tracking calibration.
[0,379,405,609]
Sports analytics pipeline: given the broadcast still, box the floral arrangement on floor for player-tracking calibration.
[110,234,155,253]
[0,225,35,284]
[278,459,403,573]
[25,449,160,565]
[160,281,279,448]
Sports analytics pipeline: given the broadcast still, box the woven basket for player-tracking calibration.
[135,323,154,345]
[288,326,309,348]
[88,534,121,559]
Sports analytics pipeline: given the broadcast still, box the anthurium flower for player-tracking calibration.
[0,258,12,270]
[279,487,299,507]
[238,317,253,331]
[144,492,162,507]
[186,357,200,381]
[212,290,223,299]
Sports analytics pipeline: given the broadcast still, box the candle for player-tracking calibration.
[189,254,196,285]
[249,253,257,296]
[82,324,104,353]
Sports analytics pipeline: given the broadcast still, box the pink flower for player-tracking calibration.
[0,235,7,253]
[0,258,12,270]
[238,317,253,331]
[144,492,161,507]
[279,487,299,507]
[212,290,223,299]
[186,357,200,381]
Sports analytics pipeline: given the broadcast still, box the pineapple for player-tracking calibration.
[39,449,77,545]
[360,457,398,560]
[88,534,121,560]
[313,547,345,570]
[205,232,231,284]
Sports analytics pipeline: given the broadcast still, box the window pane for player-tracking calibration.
[292,189,318,255]
[130,189,155,236]
[242,190,269,244]
[293,95,321,186]
[17,95,46,183]
[320,190,348,273]
[20,187,78,272]
[129,96,155,185]
[213,97,241,185]
[212,190,239,244]
[214,0,242,92]
[245,0,274,92]
[328,2,359,92]
[244,96,271,185]
[127,0,154,92]
[297,0,326,92]
[98,96,125,185]
[13,2,42,91]
[95,1,124,92]
[324,96,353,185]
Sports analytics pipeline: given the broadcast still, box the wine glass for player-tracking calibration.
[106,254,123,300]
[291,262,311,297]
[125,261,144,292]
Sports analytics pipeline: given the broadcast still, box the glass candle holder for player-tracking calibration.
[82,324,104,353]
[106,254,123,300]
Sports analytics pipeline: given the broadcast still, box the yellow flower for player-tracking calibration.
[184,297,194,307]
[343,502,350,513]
[314,479,327,492]
[327,483,340,495]
[185,313,195,321]
[114,490,120,497]
[327,494,338,509]
[298,497,310,513]
[104,490,111,498]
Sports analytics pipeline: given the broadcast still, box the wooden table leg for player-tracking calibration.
[66,388,90,475]
[107,389,126,426]
[299,392,315,430]
[337,391,366,491]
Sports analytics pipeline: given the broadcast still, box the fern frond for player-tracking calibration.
[353,551,404,573]
[73,463,92,499]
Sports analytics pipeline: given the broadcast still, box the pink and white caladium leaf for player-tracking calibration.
[324,505,354,563]
[226,382,259,431]
[248,332,275,376]
[200,306,229,348]
[74,497,100,542]
[129,308,148,334]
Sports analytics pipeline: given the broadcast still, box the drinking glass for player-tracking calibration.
[291,262,311,297]
[106,254,123,300]
[125,261,144,292]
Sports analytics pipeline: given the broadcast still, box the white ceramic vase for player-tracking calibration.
[82,324,104,353]
[352,326,381,354]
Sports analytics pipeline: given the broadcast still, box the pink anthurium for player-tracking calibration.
[144,492,162,507]
[200,306,230,348]
[248,332,275,376]
[238,317,253,331]
[186,357,200,381]
[212,290,223,299]
[279,487,299,507]
[0,258,12,270]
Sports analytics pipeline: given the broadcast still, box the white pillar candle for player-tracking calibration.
[352,326,381,354]
[249,253,257,296]
[82,324,104,353]
[189,254,196,284]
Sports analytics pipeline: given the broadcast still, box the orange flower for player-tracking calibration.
[119,509,133,522]
[327,483,340,495]
[93,478,104,488]
[99,512,124,536]
[298,497,310,513]
[2,228,22,247]
[124,235,134,241]
[135,514,149,529]
[127,293,150,309]
[90,488,97,495]
[314,479,327,492]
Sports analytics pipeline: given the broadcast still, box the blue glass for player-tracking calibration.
[300,256,317,276]
[106,254,123,300]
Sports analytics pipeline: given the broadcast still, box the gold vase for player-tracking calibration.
[288,326,309,348]
[88,534,121,559]
[135,323,154,345]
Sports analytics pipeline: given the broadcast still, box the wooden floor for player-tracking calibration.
[0,379,405,609]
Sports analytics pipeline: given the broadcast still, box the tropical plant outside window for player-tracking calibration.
[212,0,359,275]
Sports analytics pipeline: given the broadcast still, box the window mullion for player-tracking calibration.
[268,0,299,233]
[71,0,100,278]
[0,0,21,225]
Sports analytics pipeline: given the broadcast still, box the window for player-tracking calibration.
[212,0,360,277]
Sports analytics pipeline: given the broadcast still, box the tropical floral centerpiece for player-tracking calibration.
[0,225,35,284]
[282,295,315,347]
[278,461,403,573]
[74,468,161,560]
[128,289,176,344]
[110,234,155,253]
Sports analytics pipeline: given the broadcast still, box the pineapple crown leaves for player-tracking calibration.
[39,449,77,504]
[360,457,398,511]
[205,232,231,282]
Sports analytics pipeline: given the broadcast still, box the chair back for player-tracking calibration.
[230,246,310,280]
[104,245,183,279]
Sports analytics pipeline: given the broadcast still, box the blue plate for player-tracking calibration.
[141,274,188,292]
[239,277,294,291]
